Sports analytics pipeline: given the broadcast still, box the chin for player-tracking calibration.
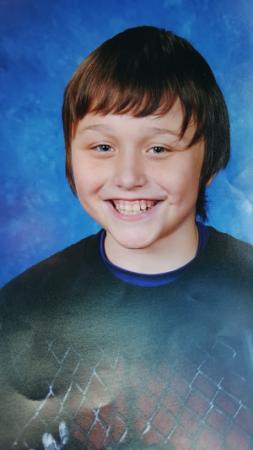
[120,241,150,250]
[114,232,156,250]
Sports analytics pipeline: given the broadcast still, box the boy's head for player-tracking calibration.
[62,25,230,221]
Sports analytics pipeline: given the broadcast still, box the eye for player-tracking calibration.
[148,146,170,155]
[94,144,112,152]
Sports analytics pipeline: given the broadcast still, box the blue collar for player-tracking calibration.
[99,222,209,287]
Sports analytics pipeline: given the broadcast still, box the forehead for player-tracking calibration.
[74,99,196,145]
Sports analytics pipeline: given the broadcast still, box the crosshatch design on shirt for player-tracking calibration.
[10,336,253,450]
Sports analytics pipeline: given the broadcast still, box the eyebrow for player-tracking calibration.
[77,123,182,138]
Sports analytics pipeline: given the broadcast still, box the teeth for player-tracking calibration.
[140,200,147,210]
[113,200,157,215]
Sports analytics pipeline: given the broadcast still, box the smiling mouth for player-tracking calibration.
[110,199,160,215]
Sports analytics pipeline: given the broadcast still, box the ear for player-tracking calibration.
[206,173,216,187]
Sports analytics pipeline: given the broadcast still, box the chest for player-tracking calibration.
[2,312,251,450]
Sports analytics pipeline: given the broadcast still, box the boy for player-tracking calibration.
[0,25,253,450]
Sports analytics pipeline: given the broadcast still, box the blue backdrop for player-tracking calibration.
[1,0,253,286]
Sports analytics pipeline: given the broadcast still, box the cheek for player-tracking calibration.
[157,163,200,193]
[72,156,104,196]
[156,162,202,207]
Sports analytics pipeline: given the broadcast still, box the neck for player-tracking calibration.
[104,221,199,274]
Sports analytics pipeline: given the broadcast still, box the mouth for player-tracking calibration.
[109,199,160,216]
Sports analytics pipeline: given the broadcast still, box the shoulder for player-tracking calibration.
[206,227,253,333]
[190,225,253,300]
[199,226,253,305]
[0,232,102,313]
[207,226,253,270]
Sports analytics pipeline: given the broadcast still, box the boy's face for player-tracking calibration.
[71,99,205,252]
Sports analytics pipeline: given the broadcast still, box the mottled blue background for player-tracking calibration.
[0,0,252,286]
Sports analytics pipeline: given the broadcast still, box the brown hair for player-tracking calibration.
[62,26,230,220]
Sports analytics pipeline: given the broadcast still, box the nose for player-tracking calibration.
[113,150,147,190]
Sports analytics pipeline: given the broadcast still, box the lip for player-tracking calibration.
[105,199,163,222]
[108,198,163,201]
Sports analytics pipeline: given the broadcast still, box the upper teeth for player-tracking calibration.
[113,200,156,214]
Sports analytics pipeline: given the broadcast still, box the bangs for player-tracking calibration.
[87,80,177,118]
[67,73,205,148]
[65,35,208,148]
[93,83,207,149]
